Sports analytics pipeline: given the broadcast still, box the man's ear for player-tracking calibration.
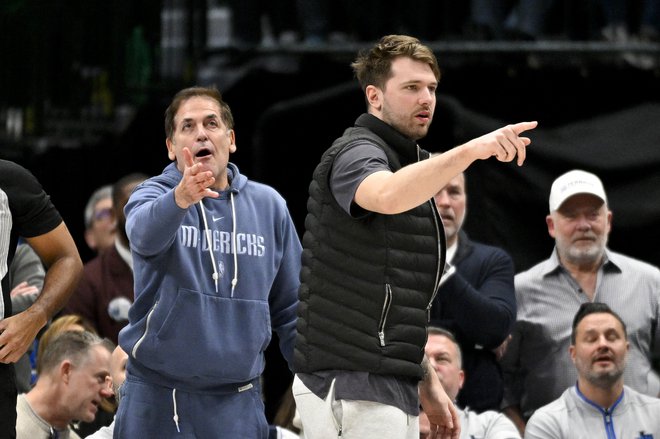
[166,138,176,161]
[569,345,577,365]
[227,129,237,154]
[60,360,73,384]
[458,369,465,390]
[365,85,382,112]
[546,214,556,238]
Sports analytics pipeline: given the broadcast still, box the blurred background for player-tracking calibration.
[2,0,660,421]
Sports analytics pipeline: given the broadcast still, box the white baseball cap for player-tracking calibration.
[549,170,608,212]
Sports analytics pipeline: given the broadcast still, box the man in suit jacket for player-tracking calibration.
[430,172,516,412]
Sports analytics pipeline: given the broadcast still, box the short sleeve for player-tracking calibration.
[329,141,389,216]
[0,160,62,237]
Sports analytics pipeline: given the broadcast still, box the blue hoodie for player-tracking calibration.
[119,162,301,393]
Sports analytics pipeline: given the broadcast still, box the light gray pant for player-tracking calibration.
[292,374,419,439]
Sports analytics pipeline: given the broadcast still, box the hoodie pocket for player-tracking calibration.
[135,288,271,382]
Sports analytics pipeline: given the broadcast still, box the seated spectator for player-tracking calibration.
[8,241,46,392]
[83,185,115,257]
[35,315,116,437]
[525,302,660,438]
[15,331,113,439]
[424,326,521,438]
[64,173,148,344]
[84,345,128,439]
[36,314,98,373]
[8,242,44,312]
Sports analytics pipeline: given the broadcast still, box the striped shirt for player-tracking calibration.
[501,248,660,419]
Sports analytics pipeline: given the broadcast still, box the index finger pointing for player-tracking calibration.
[511,121,538,135]
[183,147,195,169]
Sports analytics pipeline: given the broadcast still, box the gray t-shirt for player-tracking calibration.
[329,140,389,217]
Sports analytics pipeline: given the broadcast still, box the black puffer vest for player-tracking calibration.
[293,114,446,379]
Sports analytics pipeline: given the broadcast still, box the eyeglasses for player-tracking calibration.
[93,207,113,222]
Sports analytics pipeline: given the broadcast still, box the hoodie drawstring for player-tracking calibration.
[229,192,238,297]
[199,200,220,293]
[198,194,239,296]
[172,388,181,433]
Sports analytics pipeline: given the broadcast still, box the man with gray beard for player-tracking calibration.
[524,302,660,438]
[500,170,660,436]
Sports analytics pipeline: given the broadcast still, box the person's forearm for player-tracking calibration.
[29,255,82,323]
[440,272,515,347]
[126,190,188,256]
[356,144,478,215]
[356,121,536,215]
[419,355,460,438]
[419,355,447,404]
[24,224,83,324]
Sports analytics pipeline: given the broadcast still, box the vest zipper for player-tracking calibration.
[428,197,445,308]
[417,145,445,310]
[378,284,393,346]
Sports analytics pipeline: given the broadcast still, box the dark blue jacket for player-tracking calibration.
[430,230,516,412]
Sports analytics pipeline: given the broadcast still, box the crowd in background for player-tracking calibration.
[216,0,660,46]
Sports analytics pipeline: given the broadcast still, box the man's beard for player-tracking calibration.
[578,353,626,390]
[560,235,607,266]
[585,366,625,389]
